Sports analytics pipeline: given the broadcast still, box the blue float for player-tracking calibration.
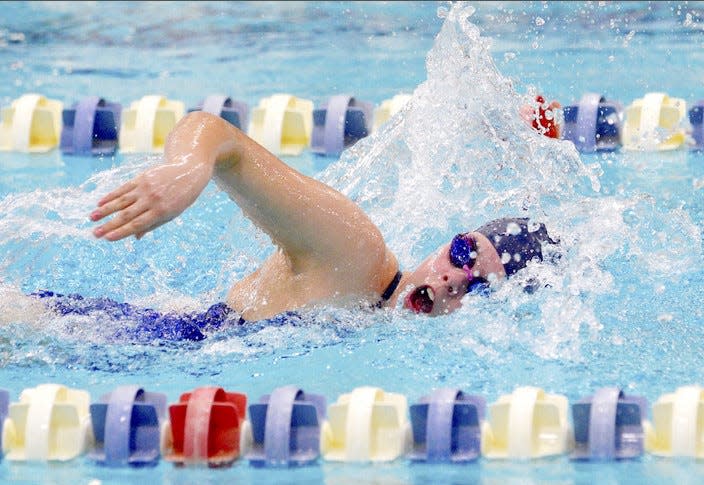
[89,385,167,467]
[311,95,372,156]
[689,100,704,149]
[571,387,648,460]
[408,388,485,463]
[189,94,249,130]
[562,93,622,153]
[60,96,122,156]
[246,385,326,467]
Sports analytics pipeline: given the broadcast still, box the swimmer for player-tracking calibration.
[88,111,558,322]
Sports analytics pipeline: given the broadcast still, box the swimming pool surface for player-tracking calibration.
[1,1,704,483]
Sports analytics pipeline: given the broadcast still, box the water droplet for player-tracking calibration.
[657,313,674,323]
[506,222,521,235]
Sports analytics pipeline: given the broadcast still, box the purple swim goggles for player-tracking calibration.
[449,233,489,293]
[449,233,477,268]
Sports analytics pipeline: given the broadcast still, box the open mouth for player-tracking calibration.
[406,285,435,314]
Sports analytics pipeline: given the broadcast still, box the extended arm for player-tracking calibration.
[92,112,395,293]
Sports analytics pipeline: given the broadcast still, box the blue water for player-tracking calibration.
[0,1,703,483]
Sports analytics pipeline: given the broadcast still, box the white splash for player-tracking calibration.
[322,2,599,267]
[320,2,701,361]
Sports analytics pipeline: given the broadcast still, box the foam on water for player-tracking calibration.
[324,4,599,253]
[319,1,702,363]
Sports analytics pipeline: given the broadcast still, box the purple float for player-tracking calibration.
[60,96,121,156]
[562,93,622,153]
[189,94,249,130]
[245,385,326,467]
[311,95,372,156]
[571,387,648,460]
[408,388,485,463]
[689,100,704,149]
[89,385,167,467]
[0,389,7,459]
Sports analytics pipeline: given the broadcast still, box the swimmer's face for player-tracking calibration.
[402,242,472,317]
[401,232,504,316]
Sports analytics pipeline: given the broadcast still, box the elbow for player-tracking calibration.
[165,112,208,152]
[168,111,222,143]
[180,110,221,126]
[165,111,241,163]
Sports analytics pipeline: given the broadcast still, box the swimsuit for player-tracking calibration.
[32,269,405,343]
[32,290,239,342]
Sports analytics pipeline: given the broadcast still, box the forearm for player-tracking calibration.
[163,112,292,226]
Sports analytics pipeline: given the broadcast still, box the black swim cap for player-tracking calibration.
[474,217,557,276]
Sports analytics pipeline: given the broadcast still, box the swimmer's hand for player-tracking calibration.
[90,159,213,241]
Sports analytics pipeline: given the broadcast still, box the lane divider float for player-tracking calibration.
[408,387,485,463]
[646,385,704,458]
[570,387,648,461]
[622,92,687,151]
[0,384,703,466]
[481,386,571,459]
[60,96,122,156]
[562,93,622,153]
[249,94,313,156]
[119,95,184,154]
[311,95,372,157]
[88,385,167,467]
[162,386,246,467]
[189,94,249,131]
[2,91,704,157]
[321,386,410,463]
[243,385,326,467]
[0,94,63,153]
[3,384,91,462]
[372,93,411,133]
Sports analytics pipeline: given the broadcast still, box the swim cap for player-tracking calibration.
[474,217,556,276]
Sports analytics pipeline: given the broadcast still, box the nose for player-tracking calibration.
[439,267,470,294]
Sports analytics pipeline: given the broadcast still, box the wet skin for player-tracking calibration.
[386,231,505,316]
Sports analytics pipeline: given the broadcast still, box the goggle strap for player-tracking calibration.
[462,264,474,283]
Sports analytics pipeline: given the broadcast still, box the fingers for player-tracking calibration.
[90,192,137,222]
[103,212,155,241]
[96,180,137,207]
[93,204,150,240]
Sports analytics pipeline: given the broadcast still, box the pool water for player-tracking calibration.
[0,1,703,483]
